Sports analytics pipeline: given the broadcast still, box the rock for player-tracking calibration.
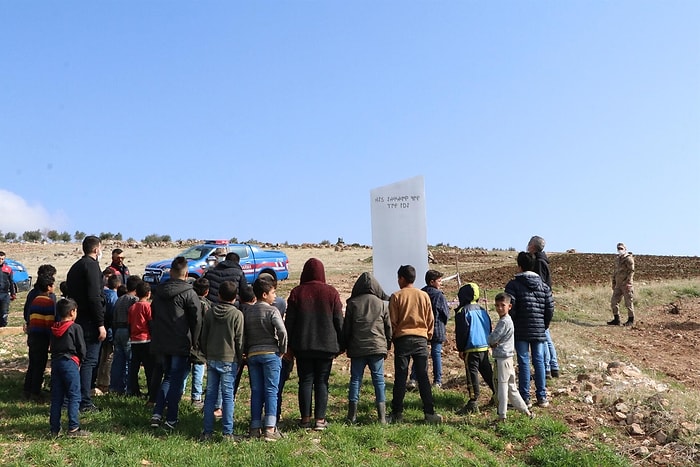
[576,373,590,381]
[635,446,650,456]
[584,382,598,391]
[628,412,645,425]
[628,423,646,436]
[615,402,630,413]
[654,430,668,444]
[615,412,627,421]
[583,394,594,404]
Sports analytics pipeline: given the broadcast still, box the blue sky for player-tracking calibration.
[1,2,698,256]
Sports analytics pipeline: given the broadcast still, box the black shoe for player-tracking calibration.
[623,318,634,327]
[551,369,560,378]
[79,404,100,413]
[607,317,620,326]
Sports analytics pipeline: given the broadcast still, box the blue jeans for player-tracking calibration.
[515,340,546,402]
[50,357,81,433]
[409,341,443,385]
[79,326,101,408]
[153,355,190,424]
[543,329,559,372]
[182,363,205,401]
[349,355,385,403]
[109,328,131,394]
[248,353,281,429]
[0,293,9,327]
[202,360,237,435]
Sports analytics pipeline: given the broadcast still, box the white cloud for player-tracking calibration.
[0,190,67,235]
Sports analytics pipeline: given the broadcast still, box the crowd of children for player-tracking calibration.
[18,235,559,440]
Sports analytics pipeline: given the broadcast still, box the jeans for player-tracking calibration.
[109,328,131,394]
[79,325,101,408]
[129,342,154,398]
[50,357,81,433]
[296,356,333,420]
[248,353,282,429]
[153,354,190,423]
[465,350,495,401]
[410,341,443,385]
[392,336,435,415]
[543,329,559,372]
[189,363,205,401]
[277,357,294,421]
[0,293,9,327]
[349,355,385,403]
[24,333,50,395]
[515,340,546,402]
[202,360,237,435]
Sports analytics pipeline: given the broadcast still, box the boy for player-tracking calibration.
[109,275,141,395]
[49,298,89,437]
[96,273,121,393]
[342,272,392,424]
[128,282,154,398]
[387,265,442,424]
[185,277,211,409]
[454,283,495,414]
[245,276,287,441]
[23,274,56,402]
[488,293,533,422]
[200,281,244,441]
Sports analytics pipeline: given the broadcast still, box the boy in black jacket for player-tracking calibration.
[49,299,89,437]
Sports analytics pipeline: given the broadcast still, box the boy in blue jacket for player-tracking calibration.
[455,283,495,414]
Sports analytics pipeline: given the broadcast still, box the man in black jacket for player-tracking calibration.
[504,252,554,409]
[203,252,248,303]
[66,236,106,412]
[149,256,201,431]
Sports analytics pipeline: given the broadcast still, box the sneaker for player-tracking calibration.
[536,398,550,408]
[456,400,479,415]
[298,419,313,429]
[388,412,403,424]
[191,399,204,410]
[432,382,442,390]
[264,429,283,442]
[406,379,417,390]
[249,427,262,439]
[163,420,178,431]
[79,404,100,413]
[551,369,560,378]
[314,419,328,431]
[223,434,245,443]
[424,413,443,424]
[545,371,552,379]
[526,400,533,409]
[66,428,90,437]
[149,415,162,428]
[199,432,213,442]
[607,317,620,326]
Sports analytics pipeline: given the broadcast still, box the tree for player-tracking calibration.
[5,232,17,242]
[99,232,115,241]
[59,231,72,242]
[0,231,4,242]
[22,230,42,242]
[74,231,86,241]
[114,232,123,241]
[47,230,60,242]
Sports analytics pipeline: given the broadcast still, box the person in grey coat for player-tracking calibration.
[341,272,392,424]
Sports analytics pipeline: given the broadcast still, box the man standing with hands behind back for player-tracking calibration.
[66,236,106,412]
[608,242,635,327]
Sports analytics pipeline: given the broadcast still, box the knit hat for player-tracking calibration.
[457,282,480,308]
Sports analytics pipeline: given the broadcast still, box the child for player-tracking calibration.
[23,274,56,402]
[127,281,154,398]
[245,276,287,441]
[186,277,211,409]
[96,273,121,393]
[49,298,88,437]
[342,272,392,424]
[200,281,244,441]
[109,275,141,395]
[454,283,495,414]
[488,293,533,422]
[233,284,256,398]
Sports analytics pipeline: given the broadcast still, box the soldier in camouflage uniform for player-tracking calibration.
[608,242,635,327]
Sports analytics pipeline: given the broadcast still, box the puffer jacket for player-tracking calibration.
[204,260,248,303]
[504,271,554,342]
[150,279,201,357]
[422,285,450,344]
[342,272,392,358]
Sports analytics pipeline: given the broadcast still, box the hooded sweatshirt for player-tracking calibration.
[201,301,244,363]
[504,271,554,342]
[150,278,201,357]
[285,258,343,358]
[51,320,86,368]
[454,283,491,353]
[342,272,392,358]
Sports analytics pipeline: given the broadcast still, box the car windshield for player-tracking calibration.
[179,245,214,261]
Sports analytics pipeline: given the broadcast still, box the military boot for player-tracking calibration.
[623,317,634,327]
[607,316,620,326]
